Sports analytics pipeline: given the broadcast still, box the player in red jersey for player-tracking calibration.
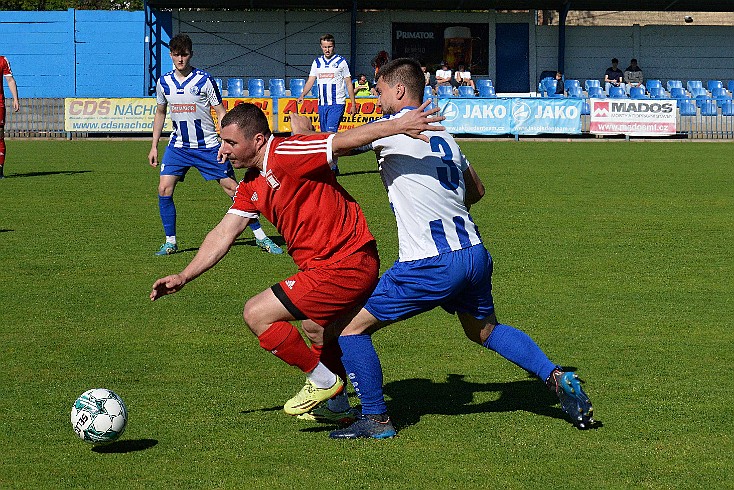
[0,55,20,179]
[150,101,443,420]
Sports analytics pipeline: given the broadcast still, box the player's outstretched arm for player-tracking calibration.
[290,113,316,135]
[297,76,317,104]
[332,100,444,156]
[150,213,251,301]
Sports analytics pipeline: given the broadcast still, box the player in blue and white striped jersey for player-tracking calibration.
[297,34,357,174]
[328,58,594,439]
[148,34,281,256]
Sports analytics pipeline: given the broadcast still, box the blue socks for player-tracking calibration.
[158,195,176,237]
[338,334,387,415]
[483,324,557,382]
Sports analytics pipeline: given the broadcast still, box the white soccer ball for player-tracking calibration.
[70,388,128,445]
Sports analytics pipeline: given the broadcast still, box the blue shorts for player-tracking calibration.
[364,244,495,322]
[318,104,346,133]
[160,145,235,182]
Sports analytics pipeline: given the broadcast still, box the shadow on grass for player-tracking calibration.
[239,405,281,415]
[6,170,92,178]
[385,372,601,431]
[92,438,158,453]
[0,229,13,233]
[176,236,286,255]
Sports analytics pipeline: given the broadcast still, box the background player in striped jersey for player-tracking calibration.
[327,58,595,439]
[297,34,357,174]
[0,54,20,179]
[148,34,281,256]
[150,101,443,423]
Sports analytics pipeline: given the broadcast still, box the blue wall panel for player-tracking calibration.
[0,10,75,97]
[0,9,145,97]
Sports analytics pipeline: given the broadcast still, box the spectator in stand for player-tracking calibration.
[604,58,624,95]
[624,58,645,95]
[454,64,476,93]
[554,71,565,96]
[435,61,453,90]
[353,73,373,97]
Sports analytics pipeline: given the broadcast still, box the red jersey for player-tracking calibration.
[0,56,11,101]
[228,133,375,271]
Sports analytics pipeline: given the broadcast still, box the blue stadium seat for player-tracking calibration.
[670,87,686,100]
[666,80,683,92]
[476,79,493,90]
[458,85,475,97]
[691,87,708,99]
[722,100,734,116]
[584,79,601,92]
[588,86,605,98]
[424,85,434,99]
[679,99,697,116]
[609,85,626,98]
[437,85,453,98]
[700,100,718,116]
[310,83,319,97]
[479,84,496,98]
[646,79,662,92]
[712,87,729,106]
[568,86,583,98]
[707,80,723,92]
[289,78,306,97]
[538,77,553,96]
[630,86,647,99]
[269,78,286,97]
[227,78,244,97]
[544,79,560,97]
[686,80,703,94]
[564,79,580,93]
[695,94,709,108]
[248,78,265,97]
[649,87,666,99]
[728,80,734,94]
[213,78,223,93]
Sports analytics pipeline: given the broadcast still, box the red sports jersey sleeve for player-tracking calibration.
[0,57,11,100]
[229,133,375,270]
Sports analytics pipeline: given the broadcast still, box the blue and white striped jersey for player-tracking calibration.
[309,55,351,106]
[369,107,483,262]
[156,68,222,149]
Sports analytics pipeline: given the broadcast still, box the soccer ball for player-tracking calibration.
[70,388,128,445]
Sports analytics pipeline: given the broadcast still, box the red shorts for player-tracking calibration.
[272,242,379,327]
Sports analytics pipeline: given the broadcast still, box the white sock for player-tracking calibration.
[166,235,176,245]
[252,227,267,240]
[307,362,337,389]
[327,391,350,412]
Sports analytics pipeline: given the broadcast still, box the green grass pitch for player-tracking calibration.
[0,139,732,489]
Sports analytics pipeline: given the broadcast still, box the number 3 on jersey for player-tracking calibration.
[430,136,460,190]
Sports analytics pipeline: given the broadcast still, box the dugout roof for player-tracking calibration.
[145,0,731,12]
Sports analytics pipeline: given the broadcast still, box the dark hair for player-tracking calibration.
[220,103,271,139]
[612,58,619,63]
[630,58,637,63]
[320,34,335,44]
[376,58,425,102]
[169,34,193,55]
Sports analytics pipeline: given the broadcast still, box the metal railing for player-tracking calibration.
[4,98,67,138]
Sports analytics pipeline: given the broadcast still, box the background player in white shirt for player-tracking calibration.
[149,34,281,256]
[297,34,357,174]
[328,58,595,439]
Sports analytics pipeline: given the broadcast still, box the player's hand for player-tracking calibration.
[150,274,186,301]
[349,102,358,115]
[395,100,445,142]
[297,97,304,105]
[12,99,19,112]
[290,113,315,134]
[148,148,158,167]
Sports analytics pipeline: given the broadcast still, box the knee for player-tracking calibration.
[242,299,265,335]
[158,184,174,197]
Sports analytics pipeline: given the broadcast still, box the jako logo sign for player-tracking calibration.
[441,102,460,122]
[512,101,532,123]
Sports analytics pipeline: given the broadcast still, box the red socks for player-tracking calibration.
[258,321,318,373]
